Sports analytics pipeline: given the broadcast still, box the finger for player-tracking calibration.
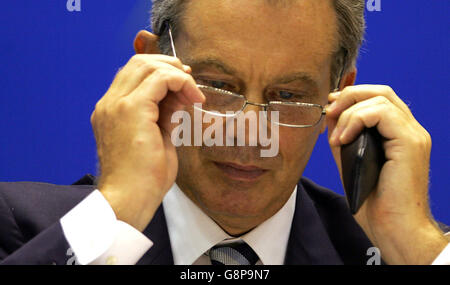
[109,54,191,98]
[160,126,178,191]
[99,60,191,114]
[157,91,189,134]
[328,91,341,103]
[132,67,205,106]
[329,96,409,146]
[327,85,413,119]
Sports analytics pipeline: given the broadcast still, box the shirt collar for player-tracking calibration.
[162,183,297,265]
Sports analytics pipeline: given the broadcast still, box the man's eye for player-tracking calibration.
[209,80,227,89]
[268,90,303,101]
[197,79,236,91]
[279,91,294,100]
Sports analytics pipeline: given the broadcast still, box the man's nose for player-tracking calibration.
[224,94,272,147]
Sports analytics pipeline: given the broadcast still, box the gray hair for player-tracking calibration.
[151,0,366,88]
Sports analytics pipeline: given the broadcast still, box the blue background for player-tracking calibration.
[0,1,448,223]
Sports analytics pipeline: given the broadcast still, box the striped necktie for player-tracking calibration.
[209,242,259,265]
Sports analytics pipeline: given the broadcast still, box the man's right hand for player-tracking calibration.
[90,54,205,231]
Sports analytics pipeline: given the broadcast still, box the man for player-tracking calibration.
[0,0,449,265]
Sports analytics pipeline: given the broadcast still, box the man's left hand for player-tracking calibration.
[326,85,448,264]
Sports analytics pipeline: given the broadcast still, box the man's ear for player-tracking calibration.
[339,67,357,90]
[134,30,161,54]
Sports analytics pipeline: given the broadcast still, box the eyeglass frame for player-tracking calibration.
[165,22,347,128]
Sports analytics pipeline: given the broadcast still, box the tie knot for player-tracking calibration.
[209,242,259,265]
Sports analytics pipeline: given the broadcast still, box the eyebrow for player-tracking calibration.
[184,57,319,91]
[183,57,238,76]
[271,72,319,91]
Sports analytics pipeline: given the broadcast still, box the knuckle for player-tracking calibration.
[141,62,157,74]
[179,73,194,89]
[180,72,191,83]
[376,85,395,96]
[354,111,365,122]
[115,66,125,78]
[91,101,107,126]
[147,101,159,117]
[409,135,424,149]
[154,68,186,87]
[370,96,390,109]
[375,95,390,105]
[152,68,169,81]
[424,129,432,142]
[340,108,352,121]
[168,56,182,67]
[131,55,155,70]
[131,54,146,64]
[421,128,432,149]
[168,72,188,91]
[408,128,430,150]
[381,85,394,94]
[342,85,355,94]
[93,100,104,114]
[342,85,355,91]
[94,100,102,110]
[130,55,155,72]
[426,134,432,149]
[94,99,110,118]
[90,110,96,124]
[115,98,131,113]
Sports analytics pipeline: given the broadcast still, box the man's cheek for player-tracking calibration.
[278,128,303,153]
[278,128,317,164]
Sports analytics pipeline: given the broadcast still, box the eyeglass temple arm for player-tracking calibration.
[334,49,348,92]
[162,20,178,58]
[168,26,177,58]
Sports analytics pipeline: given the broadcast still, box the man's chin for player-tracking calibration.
[194,182,269,218]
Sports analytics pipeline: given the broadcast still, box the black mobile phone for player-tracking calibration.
[340,128,385,214]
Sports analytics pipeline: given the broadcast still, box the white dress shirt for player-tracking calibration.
[60,186,450,265]
[162,184,296,265]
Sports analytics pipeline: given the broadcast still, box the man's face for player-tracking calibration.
[174,0,338,235]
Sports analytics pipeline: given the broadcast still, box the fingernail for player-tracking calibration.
[329,91,341,100]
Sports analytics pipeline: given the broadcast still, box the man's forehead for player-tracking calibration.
[175,0,337,91]
[181,0,338,49]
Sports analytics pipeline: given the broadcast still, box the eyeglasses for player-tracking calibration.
[167,24,343,128]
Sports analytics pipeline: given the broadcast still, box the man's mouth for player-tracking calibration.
[213,161,268,182]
